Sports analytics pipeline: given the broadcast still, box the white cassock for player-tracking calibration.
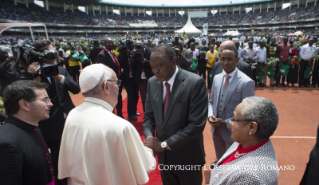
[58,97,156,185]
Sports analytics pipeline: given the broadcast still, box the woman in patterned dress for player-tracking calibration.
[210,97,279,185]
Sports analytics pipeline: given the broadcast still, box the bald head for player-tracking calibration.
[220,40,235,53]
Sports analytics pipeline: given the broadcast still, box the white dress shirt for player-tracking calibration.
[221,67,238,85]
[254,47,267,64]
[299,44,318,60]
[163,67,178,102]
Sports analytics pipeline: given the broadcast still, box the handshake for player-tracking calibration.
[143,136,167,154]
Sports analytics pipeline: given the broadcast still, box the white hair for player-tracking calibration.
[241,96,279,139]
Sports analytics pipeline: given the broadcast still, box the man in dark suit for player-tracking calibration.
[118,41,140,121]
[131,41,154,112]
[0,80,54,184]
[212,41,252,83]
[89,41,103,64]
[143,44,207,185]
[96,38,124,117]
[28,40,80,185]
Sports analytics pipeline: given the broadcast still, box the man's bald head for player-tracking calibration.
[220,40,235,53]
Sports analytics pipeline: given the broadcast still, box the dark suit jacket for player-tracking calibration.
[143,68,207,170]
[144,47,152,60]
[89,46,103,64]
[0,116,54,185]
[38,66,80,141]
[212,59,252,83]
[300,125,319,185]
[177,49,192,71]
[131,58,154,85]
[96,50,121,78]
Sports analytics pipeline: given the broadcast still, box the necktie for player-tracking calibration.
[163,82,170,118]
[107,50,121,76]
[223,74,230,91]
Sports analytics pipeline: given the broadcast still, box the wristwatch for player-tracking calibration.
[161,141,168,149]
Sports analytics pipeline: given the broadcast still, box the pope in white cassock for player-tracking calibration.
[58,64,156,185]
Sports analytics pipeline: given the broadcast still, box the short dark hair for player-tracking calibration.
[3,80,48,115]
[33,40,51,51]
[222,45,238,58]
[152,44,176,60]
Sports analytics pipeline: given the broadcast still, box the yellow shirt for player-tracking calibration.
[113,49,119,57]
[67,50,80,67]
[206,50,218,68]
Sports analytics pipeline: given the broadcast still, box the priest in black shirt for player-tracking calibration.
[0,80,55,185]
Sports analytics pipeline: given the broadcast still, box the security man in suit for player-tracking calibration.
[208,45,255,161]
[143,44,207,185]
[97,38,124,118]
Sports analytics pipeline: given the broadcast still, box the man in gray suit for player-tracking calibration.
[208,45,255,161]
[143,44,207,185]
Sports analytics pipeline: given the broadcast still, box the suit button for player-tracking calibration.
[220,106,222,107]
[163,130,166,133]
[221,101,223,102]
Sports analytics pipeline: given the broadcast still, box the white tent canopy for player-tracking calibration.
[223,29,241,36]
[175,17,202,34]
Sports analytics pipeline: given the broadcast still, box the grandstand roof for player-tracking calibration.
[53,0,274,7]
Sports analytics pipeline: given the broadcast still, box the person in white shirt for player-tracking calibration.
[189,42,199,73]
[58,64,156,185]
[235,42,243,60]
[299,39,318,87]
[254,41,267,87]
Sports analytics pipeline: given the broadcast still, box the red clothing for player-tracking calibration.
[220,139,269,165]
[279,43,291,61]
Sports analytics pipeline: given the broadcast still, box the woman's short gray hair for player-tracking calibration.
[241,96,278,139]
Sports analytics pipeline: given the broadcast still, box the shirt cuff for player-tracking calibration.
[59,75,65,85]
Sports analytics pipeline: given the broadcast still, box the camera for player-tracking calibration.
[173,46,180,56]
[119,39,134,52]
[133,44,144,59]
[12,41,59,79]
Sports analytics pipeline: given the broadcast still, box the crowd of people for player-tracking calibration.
[1,0,319,27]
[0,30,319,184]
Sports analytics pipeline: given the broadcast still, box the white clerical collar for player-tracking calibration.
[84,97,114,112]
[222,67,238,78]
[163,66,178,86]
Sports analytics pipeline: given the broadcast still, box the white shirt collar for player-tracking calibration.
[84,97,114,112]
[222,67,238,78]
[163,66,178,87]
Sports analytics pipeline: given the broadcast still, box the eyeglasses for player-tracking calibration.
[107,79,121,86]
[37,97,52,104]
[230,117,255,122]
